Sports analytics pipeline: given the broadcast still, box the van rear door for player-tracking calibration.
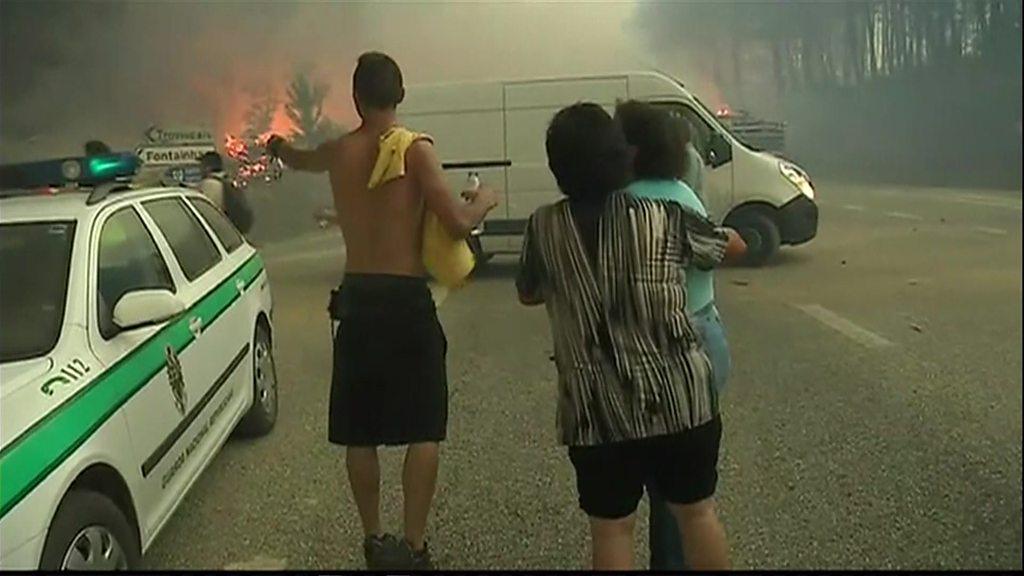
[399,83,508,230]
[503,76,628,249]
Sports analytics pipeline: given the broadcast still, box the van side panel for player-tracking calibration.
[400,82,508,241]
[400,82,503,115]
[503,77,627,245]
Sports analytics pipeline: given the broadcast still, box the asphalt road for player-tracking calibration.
[142,182,1022,570]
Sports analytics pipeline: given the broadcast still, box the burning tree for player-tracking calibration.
[243,95,278,141]
[285,72,342,148]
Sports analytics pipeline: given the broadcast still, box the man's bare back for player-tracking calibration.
[325,128,427,277]
[271,125,498,279]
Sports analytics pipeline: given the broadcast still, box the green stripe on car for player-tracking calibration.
[0,253,265,519]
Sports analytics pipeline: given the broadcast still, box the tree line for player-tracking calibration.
[639,0,1022,94]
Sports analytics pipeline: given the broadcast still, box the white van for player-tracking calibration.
[400,71,818,265]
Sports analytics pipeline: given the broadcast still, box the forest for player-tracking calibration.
[636,1,1022,188]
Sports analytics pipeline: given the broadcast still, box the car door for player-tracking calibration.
[181,195,259,429]
[122,194,241,537]
[652,101,735,223]
[85,202,193,540]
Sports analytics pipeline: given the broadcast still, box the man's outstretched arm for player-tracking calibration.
[267,135,333,173]
[407,139,499,239]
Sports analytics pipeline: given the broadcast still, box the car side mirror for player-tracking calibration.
[112,289,184,331]
[707,133,733,168]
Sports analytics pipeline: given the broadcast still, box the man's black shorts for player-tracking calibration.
[327,274,448,447]
[568,415,722,519]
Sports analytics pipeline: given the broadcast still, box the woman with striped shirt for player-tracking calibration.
[516,103,733,570]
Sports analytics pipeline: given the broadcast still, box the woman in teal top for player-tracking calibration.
[616,100,737,571]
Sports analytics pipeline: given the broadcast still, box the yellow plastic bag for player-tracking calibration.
[366,126,474,288]
[422,211,475,289]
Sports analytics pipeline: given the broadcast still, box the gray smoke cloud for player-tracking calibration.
[629,1,1022,188]
[1,1,649,161]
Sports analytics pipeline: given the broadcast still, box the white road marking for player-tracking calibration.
[860,187,1022,210]
[961,192,1022,204]
[842,204,866,211]
[796,304,895,349]
[972,226,1009,236]
[885,211,924,221]
[951,197,1022,211]
[224,556,288,570]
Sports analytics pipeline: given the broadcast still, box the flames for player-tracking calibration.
[223,132,282,189]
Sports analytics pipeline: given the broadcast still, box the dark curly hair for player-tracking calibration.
[545,102,632,203]
[614,100,690,181]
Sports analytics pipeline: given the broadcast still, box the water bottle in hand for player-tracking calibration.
[466,172,483,236]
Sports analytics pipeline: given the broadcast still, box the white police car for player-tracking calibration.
[0,154,277,569]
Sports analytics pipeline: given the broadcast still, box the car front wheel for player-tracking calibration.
[39,490,139,571]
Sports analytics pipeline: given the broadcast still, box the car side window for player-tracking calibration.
[144,197,223,282]
[97,207,175,339]
[654,102,714,159]
[188,197,244,253]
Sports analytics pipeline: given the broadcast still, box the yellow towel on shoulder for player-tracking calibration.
[369,127,475,289]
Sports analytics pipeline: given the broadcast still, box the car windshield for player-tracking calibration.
[0,221,76,363]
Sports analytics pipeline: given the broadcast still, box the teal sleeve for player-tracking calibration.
[673,182,708,218]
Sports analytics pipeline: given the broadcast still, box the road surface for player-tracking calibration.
[142,182,1022,570]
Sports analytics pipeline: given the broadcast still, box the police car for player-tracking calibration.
[0,153,278,570]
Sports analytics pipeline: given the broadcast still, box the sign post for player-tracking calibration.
[136,125,216,166]
[134,145,216,166]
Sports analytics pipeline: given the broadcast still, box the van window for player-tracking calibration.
[651,102,714,158]
[188,197,244,253]
[144,198,222,282]
[97,208,175,339]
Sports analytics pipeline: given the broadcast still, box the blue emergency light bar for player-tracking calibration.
[0,152,140,192]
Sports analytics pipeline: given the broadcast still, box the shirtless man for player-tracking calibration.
[266,52,499,569]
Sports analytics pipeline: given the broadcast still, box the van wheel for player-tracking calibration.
[730,210,780,267]
[39,490,140,570]
[236,323,278,437]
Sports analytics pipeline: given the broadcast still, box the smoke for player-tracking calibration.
[628,1,1023,189]
[1,0,647,161]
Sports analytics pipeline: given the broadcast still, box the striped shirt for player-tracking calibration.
[517,192,728,446]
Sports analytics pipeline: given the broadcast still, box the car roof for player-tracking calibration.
[0,185,196,224]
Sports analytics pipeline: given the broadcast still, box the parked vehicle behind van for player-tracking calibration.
[399,70,818,266]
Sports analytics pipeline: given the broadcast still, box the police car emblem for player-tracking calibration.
[165,345,187,416]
